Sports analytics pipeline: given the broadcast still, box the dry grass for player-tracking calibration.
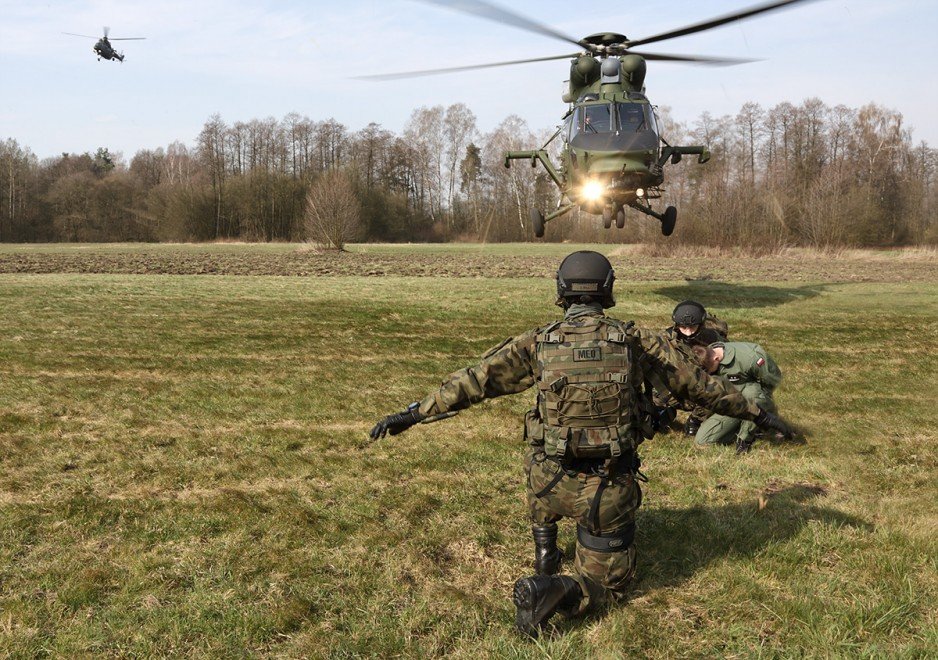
[619,242,938,261]
[0,248,936,656]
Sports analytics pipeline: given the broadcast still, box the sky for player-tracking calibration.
[1,0,936,161]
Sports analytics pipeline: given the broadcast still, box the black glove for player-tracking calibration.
[651,405,677,433]
[735,436,756,455]
[754,407,794,440]
[683,415,702,437]
[369,403,425,440]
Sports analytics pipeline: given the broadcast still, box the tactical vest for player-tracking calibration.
[532,317,640,459]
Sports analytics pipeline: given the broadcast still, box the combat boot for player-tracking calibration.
[513,574,582,638]
[532,524,563,575]
[683,416,701,436]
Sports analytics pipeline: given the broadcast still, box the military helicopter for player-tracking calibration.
[363,0,814,237]
[63,27,146,62]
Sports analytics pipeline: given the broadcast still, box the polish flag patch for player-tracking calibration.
[756,357,765,366]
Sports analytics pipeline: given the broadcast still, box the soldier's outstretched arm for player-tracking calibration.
[369,330,538,439]
[632,328,760,421]
[632,328,797,440]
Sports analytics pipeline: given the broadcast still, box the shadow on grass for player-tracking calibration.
[653,281,831,309]
[631,484,870,594]
[544,485,870,638]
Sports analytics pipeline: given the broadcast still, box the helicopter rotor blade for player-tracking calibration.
[629,51,758,66]
[413,0,586,50]
[62,32,99,39]
[355,52,582,81]
[627,0,816,48]
[109,37,147,41]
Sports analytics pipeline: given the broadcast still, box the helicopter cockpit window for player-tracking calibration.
[617,103,648,132]
[564,114,574,143]
[579,104,614,134]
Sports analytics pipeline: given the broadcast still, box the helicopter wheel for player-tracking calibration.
[615,208,625,229]
[661,206,677,236]
[602,206,613,229]
[530,208,545,238]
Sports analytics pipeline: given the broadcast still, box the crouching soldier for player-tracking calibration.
[663,300,731,436]
[369,251,793,638]
[693,340,784,453]
[666,299,729,345]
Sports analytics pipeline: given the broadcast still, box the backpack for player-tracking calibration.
[530,316,641,459]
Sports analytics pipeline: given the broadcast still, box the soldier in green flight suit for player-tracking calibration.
[369,251,793,638]
[693,340,783,453]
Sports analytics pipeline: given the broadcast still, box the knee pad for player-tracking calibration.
[577,522,635,553]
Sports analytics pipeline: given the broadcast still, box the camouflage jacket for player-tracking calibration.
[417,306,759,422]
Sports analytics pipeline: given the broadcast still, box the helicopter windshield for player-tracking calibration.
[579,104,613,134]
[617,103,647,132]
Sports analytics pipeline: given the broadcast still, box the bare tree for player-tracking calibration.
[443,103,477,213]
[404,106,446,224]
[197,113,228,238]
[304,169,361,250]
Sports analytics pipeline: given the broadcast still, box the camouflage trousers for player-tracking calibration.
[524,446,641,614]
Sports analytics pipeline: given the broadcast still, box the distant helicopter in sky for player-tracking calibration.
[63,27,146,63]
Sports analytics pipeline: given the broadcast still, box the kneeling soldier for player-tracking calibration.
[370,251,792,637]
[693,340,783,453]
[663,300,730,436]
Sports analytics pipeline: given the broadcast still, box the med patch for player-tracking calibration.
[573,347,602,362]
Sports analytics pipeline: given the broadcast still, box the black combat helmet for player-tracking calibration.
[671,300,707,327]
[556,251,615,308]
[689,327,722,347]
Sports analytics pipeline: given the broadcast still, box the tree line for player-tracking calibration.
[1,98,935,247]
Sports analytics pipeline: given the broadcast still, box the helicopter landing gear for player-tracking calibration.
[661,206,677,236]
[602,206,613,229]
[530,208,546,238]
[615,209,626,229]
[629,200,678,237]
[530,202,577,238]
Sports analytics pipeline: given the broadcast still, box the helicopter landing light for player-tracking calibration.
[636,188,645,198]
[582,180,605,202]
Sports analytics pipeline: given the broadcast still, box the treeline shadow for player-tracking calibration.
[654,281,832,309]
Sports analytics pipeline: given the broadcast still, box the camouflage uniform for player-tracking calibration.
[416,302,761,613]
[696,341,782,446]
[657,313,730,425]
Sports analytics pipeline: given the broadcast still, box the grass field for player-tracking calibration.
[0,244,936,657]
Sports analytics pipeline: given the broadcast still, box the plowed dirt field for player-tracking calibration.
[0,244,934,282]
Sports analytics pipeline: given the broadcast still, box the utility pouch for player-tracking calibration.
[524,407,545,446]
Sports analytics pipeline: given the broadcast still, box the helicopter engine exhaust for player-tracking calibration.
[621,55,646,89]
